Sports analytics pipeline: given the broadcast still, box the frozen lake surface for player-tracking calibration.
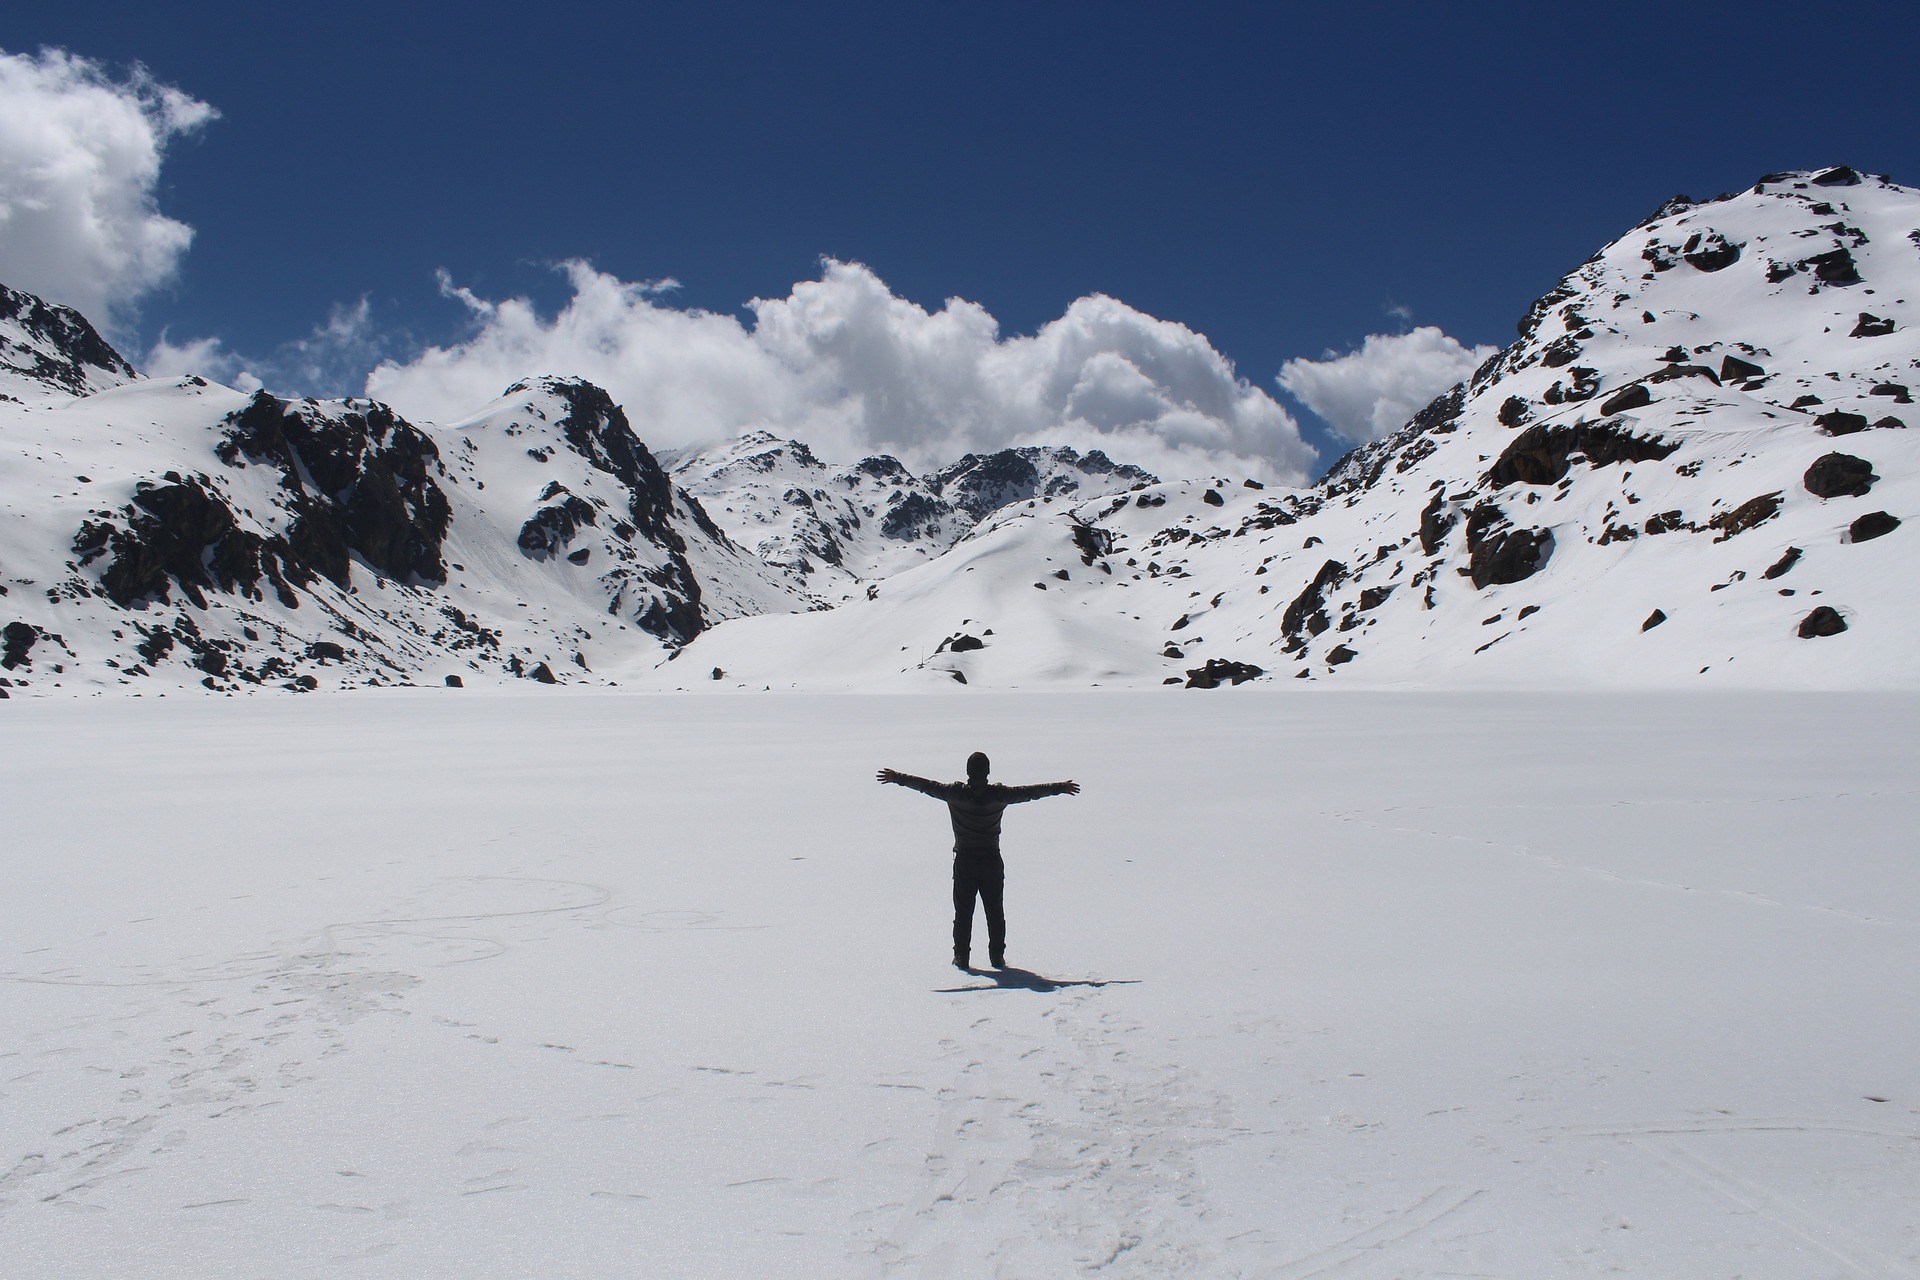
[3,691,1917,1276]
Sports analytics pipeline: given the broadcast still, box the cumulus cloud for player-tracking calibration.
[0,48,215,331]
[1277,326,1499,446]
[145,298,379,398]
[365,259,1317,484]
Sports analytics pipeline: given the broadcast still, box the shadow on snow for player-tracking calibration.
[934,966,1141,994]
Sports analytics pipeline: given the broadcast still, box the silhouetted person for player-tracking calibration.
[878,751,1079,970]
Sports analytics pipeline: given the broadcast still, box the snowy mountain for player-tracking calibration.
[651,166,1918,690]
[0,366,798,693]
[673,431,1154,601]
[2,165,1915,694]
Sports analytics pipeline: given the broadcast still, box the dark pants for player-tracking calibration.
[952,856,1005,961]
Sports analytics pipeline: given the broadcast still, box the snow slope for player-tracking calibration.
[2,165,1916,693]
[657,167,1920,690]
[673,431,1154,602]
[3,691,1915,1276]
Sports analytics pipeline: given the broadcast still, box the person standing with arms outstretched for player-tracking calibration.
[878,752,1080,970]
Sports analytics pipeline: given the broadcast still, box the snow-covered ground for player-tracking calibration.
[4,691,1916,1277]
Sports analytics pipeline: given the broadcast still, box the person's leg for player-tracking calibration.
[982,874,1006,967]
[952,868,977,966]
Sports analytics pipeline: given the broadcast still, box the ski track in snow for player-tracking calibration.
[2,693,1917,1276]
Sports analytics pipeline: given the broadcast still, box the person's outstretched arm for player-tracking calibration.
[877,768,955,799]
[1002,780,1080,803]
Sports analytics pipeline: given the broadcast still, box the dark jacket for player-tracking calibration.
[890,775,1075,858]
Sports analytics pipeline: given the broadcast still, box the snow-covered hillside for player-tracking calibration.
[1,166,1915,693]
[655,166,1919,690]
[0,371,799,693]
[673,431,1153,601]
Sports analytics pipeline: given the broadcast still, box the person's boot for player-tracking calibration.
[989,947,1005,969]
[953,952,971,971]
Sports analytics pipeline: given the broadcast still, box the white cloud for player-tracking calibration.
[367,259,1317,484]
[145,298,375,398]
[0,48,215,332]
[1277,326,1499,446]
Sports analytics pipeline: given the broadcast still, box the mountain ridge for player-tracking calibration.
[1,165,1913,694]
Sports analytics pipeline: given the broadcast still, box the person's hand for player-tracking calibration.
[877,768,901,785]
[1062,780,1080,796]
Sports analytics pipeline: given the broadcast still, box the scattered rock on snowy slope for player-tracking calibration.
[1803,453,1876,498]
[1465,503,1553,588]
[1798,606,1847,638]
[1,621,36,669]
[1762,547,1803,579]
[1851,313,1897,338]
[1815,410,1871,436]
[1488,421,1677,488]
[1848,511,1901,542]
[1281,559,1349,648]
[1642,609,1667,631]
[1710,493,1784,541]
[1184,658,1263,688]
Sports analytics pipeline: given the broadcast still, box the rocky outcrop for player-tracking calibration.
[1803,453,1876,498]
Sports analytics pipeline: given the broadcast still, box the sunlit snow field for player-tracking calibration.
[4,691,1917,1277]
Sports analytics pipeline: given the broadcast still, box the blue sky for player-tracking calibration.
[4,2,1917,475]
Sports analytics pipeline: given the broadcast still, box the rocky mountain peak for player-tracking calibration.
[0,282,138,401]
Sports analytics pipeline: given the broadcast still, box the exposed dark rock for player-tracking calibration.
[218,392,452,587]
[1540,336,1582,368]
[1798,606,1847,638]
[1682,231,1742,272]
[1873,416,1907,431]
[1418,490,1455,555]
[1851,313,1896,338]
[1281,559,1348,648]
[1498,396,1531,427]
[1409,384,1466,434]
[1762,547,1802,580]
[1803,453,1876,498]
[1184,658,1263,688]
[1810,166,1861,187]
[1488,421,1677,488]
[1358,585,1395,611]
[308,640,347,663]
[1069,520,1113,564]
[1641,609,1666,631]
[948,634,985,653]
[1465,502,1553,588]
[1648,363,1720,385]
[1201,489,1224,507]
[567,547,591,565]
[1709,492,1783,541]
[1720,355,1765,382]
[1,621,35,669]
[444,674,463,687]
[1871,382,1913,403]
[1324,644,1357,666]
[1599,383,1653,416]
[96,476,271,609]
[1803,248,1862,286]
[528,661,558,684]
[0,282,137,396]
[880,491,949,539]
[518,493,598,556]
[1849,511,1901,542]
[1815,411,1870,436]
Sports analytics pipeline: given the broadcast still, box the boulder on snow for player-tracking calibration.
[1,621,35,670]
[1815,410,1870,436]
[1762,547,1803,580]
[1720,354,1766,382]
[1641,609,1667,631]
[1598,383,1653,416]
[1281,559,1348,648]
[1798,606,1847,638]
[1184,658,1263,688]
[1324,644,1357,666]
[1803,453,1876,498]
[1852,313,1897,338]
[1709,492,1783,541]
[1488,421,1676,488]
[1465,503,1553,588]
[1849,511,1901,542]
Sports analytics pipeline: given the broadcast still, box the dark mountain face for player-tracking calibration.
[0,283,137,398]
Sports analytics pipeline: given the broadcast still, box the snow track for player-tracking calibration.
[2,691,1916,1276]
